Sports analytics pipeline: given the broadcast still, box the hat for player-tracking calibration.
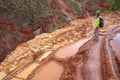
[96,10,101,14]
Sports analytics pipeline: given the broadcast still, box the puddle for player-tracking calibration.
[55,38,89,58]
[31,61,63,80]
[113,34,120,53]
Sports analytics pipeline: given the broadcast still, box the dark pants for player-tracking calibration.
[93,28,99,41]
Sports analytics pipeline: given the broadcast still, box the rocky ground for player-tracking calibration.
[0,10,120,80]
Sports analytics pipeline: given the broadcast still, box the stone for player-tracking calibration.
[0,72,7,80]
[16,63,39,79]
[38,51,53,61]
[9,65,17,72]
[11,77,22,80]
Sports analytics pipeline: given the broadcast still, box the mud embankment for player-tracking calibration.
[108,26,120,79]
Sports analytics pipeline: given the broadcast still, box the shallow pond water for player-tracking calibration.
[31,61,63,80]
[113,33,120,53]
[55,38,89,58]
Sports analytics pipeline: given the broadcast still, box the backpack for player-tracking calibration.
[99,16,104,28]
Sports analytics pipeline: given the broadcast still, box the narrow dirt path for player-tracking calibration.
[83,36,104,80]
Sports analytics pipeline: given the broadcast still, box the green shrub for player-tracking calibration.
[33,0,54,18]
[13,32,23,41]
[106,0,120,11]
[48,24,56,32]
[58,15,67,22]
[14,0,54,26]
[70,0,81,14]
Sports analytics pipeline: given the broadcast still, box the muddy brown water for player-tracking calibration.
[31,61,63,80]
[55,38,90,58]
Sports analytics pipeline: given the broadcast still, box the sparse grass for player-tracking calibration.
[58,15,67,22]
[70,0,81,15]
[48,24,56,32]
[13,32,23,41]
[9,0,54,27]
[33,0,54,18]
[106,0,120,11]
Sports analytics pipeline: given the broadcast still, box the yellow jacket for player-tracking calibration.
[95,17,100,28]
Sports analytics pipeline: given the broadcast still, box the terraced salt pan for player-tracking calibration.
[15,63,39,79]
[55,38,90,58]
[31,61,63,80]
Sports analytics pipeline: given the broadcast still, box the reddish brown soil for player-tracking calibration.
[0,20,34,62]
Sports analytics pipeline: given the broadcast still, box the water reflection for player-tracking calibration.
[113,33,120,53]
[31,61,63,80]
[55,38,89,58]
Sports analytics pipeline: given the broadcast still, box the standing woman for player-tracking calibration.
[93,10,101,42]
